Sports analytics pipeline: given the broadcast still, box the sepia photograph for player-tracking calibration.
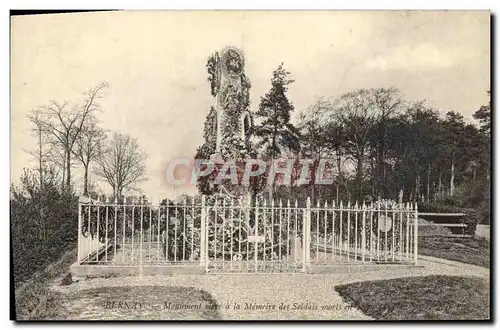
[10,10,491,321]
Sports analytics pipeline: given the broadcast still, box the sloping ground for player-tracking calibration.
[335,275,490,320]
[14,249,77,320]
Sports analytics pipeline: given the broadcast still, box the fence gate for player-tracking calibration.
[204,196,306,273]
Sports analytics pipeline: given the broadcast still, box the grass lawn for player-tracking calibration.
[335,275,490,320]
[15,248,221,320]
[418,236,490,268]
[35,286,222,320]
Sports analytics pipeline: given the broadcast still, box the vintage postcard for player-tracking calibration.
[10,10,491,321]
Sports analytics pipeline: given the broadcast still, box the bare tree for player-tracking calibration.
[297,99,332,201]
[371,87,402,198]
[95,132,147,199]
[26,110,53,190]
[335,89,380,200]
[72,118,107,196]
[38,82,108,191]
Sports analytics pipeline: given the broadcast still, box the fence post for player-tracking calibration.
[200,195,206,268]
[303,197,311,272]
[414,202,418,265]
[254,198,259,272]
[361,202,366,263]
[77,197,82,264]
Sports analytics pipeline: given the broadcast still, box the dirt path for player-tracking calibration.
[52,258,489,320]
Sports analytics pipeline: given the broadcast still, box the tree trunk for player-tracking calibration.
[38,128,43,191]
[66,149,71,191]
[378,147,385,199]
[450,151,455,196]
[118,187,123,203]
[336,149,342,203]
[427,163,431,202]
[415,173,420,202]
[61,157,66,189]
[438,173,442,199]
[336,184,339,204]
[83,164,89,196]
[356,150,364,201]
[268,155,275,201]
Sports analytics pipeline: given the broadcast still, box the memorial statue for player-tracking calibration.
[197,46,256,198]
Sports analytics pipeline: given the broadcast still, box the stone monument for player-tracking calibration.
[200,46,255,197]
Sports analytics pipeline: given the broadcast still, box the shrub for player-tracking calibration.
[477,200,490,225]
[11,169,78,287]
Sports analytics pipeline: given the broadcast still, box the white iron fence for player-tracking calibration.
[77,195,418,272]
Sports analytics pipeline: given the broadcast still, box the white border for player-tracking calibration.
[3,1,497,328]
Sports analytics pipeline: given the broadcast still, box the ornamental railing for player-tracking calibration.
[76,195,418,270]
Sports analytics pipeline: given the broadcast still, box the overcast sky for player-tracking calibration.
[11,11,490,200]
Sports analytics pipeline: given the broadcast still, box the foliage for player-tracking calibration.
[206,52,221,97]
[254,63,300,159]
[473,90,491,135]
[11,168,78,287]
[295,89,490,216]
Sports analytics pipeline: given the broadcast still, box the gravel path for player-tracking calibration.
[52,258,489,320]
